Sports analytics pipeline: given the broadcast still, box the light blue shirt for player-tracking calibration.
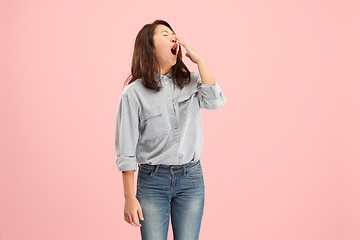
[115,70,226,172]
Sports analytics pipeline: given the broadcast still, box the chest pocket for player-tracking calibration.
[178,88,200,116]
[140,107,169,140]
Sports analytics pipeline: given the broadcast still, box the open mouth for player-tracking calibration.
[171,43,178,56]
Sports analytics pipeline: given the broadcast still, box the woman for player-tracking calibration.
[115,19,227,240]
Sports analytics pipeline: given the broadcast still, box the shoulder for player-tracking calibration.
[189,72,203,89]
[121,78,143,97]
[190,71,200,78]
[190,71,199,79]
[190,71,201,85]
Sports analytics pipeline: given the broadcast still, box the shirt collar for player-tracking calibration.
[154,69,173,82]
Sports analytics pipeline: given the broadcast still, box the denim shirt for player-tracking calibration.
[115,70,226,172]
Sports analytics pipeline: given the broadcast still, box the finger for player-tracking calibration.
[132,212,142,227]
[138,207,144,221]
[128,213,137,227]
[175,36,184,45]
[176,43,180,55]
[124,213,128,223]
[177,39,184,45]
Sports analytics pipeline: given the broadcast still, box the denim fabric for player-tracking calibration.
[136,159,205,240]
[115,69,226,172]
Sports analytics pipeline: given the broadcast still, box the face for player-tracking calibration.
[152,25,179,74]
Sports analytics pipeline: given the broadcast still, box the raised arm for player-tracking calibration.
[195,60,227,110]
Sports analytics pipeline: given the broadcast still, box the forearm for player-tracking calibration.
[197,59,216,86]
[122,170,136,199]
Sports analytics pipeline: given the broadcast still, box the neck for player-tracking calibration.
[156,66,172,75]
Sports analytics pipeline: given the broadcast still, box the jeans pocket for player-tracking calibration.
[138,165,155,179]
[186,163,203,179]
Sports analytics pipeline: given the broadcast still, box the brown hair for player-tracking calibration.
[123,19,191,91]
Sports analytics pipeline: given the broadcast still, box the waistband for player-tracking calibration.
[138,159,200,175]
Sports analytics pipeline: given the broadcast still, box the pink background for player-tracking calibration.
[1,0,359,239]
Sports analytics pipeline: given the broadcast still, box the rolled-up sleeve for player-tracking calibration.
[115,92,140,172]
[195,72,227,109]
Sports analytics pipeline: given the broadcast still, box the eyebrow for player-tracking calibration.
[161,30,175,35]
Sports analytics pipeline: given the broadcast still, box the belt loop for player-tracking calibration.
[182,164,187,176]
[154,165,160,174]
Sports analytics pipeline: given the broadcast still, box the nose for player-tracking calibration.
[171,35,177,43]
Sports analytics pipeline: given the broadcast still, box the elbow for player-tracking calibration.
[202,95,227,110]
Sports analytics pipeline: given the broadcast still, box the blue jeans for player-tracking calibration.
[136,160,205,240]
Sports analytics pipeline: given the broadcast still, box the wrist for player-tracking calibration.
[124,193,136,200]
[197,57,205,65]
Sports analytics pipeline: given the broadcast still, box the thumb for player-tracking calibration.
[138,207,144,221]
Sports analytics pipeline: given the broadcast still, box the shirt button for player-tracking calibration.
[168,97,171,100]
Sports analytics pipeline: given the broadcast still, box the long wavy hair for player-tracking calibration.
[123,19,191,91]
